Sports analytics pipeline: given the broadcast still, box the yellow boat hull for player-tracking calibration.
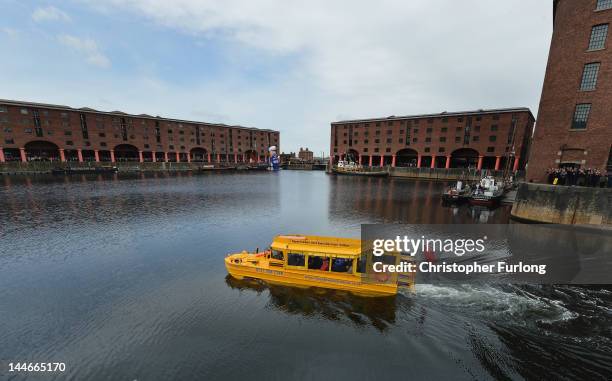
[225,253,400,297]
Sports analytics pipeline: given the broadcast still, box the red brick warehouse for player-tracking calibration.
[330,108,535,172]
[527,0,612,182]
[0,99,279,164]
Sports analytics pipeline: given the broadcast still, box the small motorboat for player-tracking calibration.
[468,176,504,207]
[441,180,471,203]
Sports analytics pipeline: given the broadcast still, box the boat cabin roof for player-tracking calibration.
[271,235,361,257]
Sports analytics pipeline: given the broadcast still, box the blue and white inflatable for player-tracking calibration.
[268,146,280,171]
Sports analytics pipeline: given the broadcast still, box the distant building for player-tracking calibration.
[280,152,296,164]
[330,108,534,171]
[0,99,279,163]
[298,147,314,161]
[527,0,612,182]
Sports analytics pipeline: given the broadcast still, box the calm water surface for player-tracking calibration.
[0,171,610,380]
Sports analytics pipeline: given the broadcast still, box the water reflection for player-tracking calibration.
[225,275,405,332]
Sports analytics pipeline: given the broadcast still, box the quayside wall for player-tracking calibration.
[511,182,611,228]
[0,161,229,174]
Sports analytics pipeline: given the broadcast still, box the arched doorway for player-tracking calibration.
[396,148,418,167]
[113,144,139,162]
[189,147,208,161]
[24,141,60,161]
[244,150,258,164]
[450,148,479,168]
[346,149,359,163]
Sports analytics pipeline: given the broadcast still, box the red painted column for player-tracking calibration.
[513,156,520,172]
[77,149,83,162]
[494,156,501,170]
[477,155,483,170]
[187,153,191,163]
[368,156,373,166]
[340,154,344,162]
[234,153,238,163]
[417,155,421,168]
[358,155,362,165]
[94,150,99,162]
[379,155,384,167]
[152,152,156,163]
[431,155,436,169]
[207,153,211,162]
[445,155,450,169]
[59,149,66,162]
[19,148,27,163]
[391,155,396,167]
[164,152,168,162]
[217,153,221,162]
[176,152,180,162]
[0,147,4,163]
[110,150,115,163]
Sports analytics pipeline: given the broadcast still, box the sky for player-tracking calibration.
[0,0,552,155]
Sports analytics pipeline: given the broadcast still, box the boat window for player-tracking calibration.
[307,255,330,271]
[271,250,284,260]
[287,253,305,267]
[331,258,353,273]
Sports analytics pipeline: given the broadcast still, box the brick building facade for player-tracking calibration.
[527,0,612,182]
[0,99,279,164]
[298,147,314,161]
[330,108,534,171]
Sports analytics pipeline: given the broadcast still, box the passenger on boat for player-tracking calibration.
[320,258,329,271]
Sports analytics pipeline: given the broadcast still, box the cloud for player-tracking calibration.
[32,6,71,22]
[58,34,111,68]
[1,27,19,38]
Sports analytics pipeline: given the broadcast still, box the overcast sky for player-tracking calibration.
[0,0,552,155]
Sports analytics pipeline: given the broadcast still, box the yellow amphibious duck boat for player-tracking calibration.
[225,235,415,297]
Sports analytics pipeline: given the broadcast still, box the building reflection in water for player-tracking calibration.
[328,176,511,224]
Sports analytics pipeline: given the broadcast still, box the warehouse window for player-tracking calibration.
[580,63,600,90]
[596,0,612,10]
[571,104,591,130]
[588,24,608,50]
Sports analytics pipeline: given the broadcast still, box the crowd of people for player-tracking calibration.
[546,167,611,187]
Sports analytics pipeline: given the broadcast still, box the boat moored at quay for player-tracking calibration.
[225,235,414,297]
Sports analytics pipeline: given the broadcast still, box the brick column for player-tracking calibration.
[164,152,169,162]
[110,150,115,163]
[187,153,191,163]
[94,150,99,162]
[217,153,221,162]
[358,155,362,165]
[19,148,27,162]
[139,151,144,163]
[494,156,501,170]
[379,156,384,167]
[477,155,483,170]
[59,149,66,162]
[176,152,180,162]
[391,155,396,167]
[207,153,211,162]
[417,155,421,168]
[0,147,4,163]
[431,155,436,169]
[77,149,83,162]
[445,155,450,169]
[152,152,156,163]
[234,153,238,163]
[368,156,373,166]
[513,156,520,172]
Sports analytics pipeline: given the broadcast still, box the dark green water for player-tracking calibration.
[0,171,610,380]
